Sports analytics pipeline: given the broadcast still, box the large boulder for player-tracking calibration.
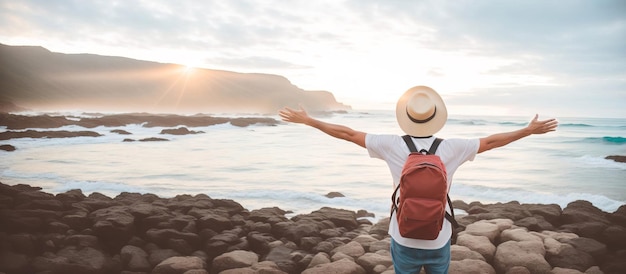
[561,200,610,225]
[523,203,562,224]
[152,256,207,274]
[302,258,366,274]
[331,241,365,259]
[32,246,108,274]
[356,252,393,273]
[211,250,259,273]
[456,233,496,262]
[467,201,532,221]
[449,259,495,274]
[462,219,512,243]
[493,240,551,274]
[451,244,486,261]
[120,245,151,272]
[546,245,595,272]
[90,205,135,250]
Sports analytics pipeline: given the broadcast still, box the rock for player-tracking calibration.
[456,233,496,262]
[302,258,366,274]
[451,244,485,261]
[356,252,393,273]
[500,227,543,244]
[468,201,533,221]
[211,250,259,273]
[504,266,531,274]
[543,237,571,257]
[331,241,365,259]
[111,129,132,135]
[369,239,391,253]
[546,245,595,272]
[551,267,585,274]
[493,241,551,274]
[149,249,181,267]
[252,261,289,274]
[449,259,496,274]
[152,256,207,274]
[0,130,102,140]
[64,234,100,248]
[603,225,626,249]
[308,252,331,268]
[3,182,624,274]
[462,219,503,243]
[369,218,390,237]
[610,204,626,227]
[356,209,375,218]
[56,189,86,206]
[39,246,108,274]
[264,245,297,274]
[160,127,204,135]
[524,203,562,225]
[0,208,61,232]
[247,232,276,255]
[139,137,169,141]
[514,216,555,232]
[90,205,135,250]
[0,113,280,130]
[120,245,151,272]
[452,200,470,211]
[584,266,604,274]
[562,237,607,260]
[605,155,626,163]
[0,250,29,273]
[196,210,234,232]
[0,144,16,151]
[352,235,377,250]
[325,192,345,198]
[560,222,608,241]
[561,200,610,225]
[145,228,201,249]
[248,207,289,225]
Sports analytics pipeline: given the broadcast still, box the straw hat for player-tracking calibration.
[395,85,448,137]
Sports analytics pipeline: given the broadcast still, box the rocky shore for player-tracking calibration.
[0,113,279,148]
[0,182,625,274]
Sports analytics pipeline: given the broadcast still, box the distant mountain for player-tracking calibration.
[0,43,350,114]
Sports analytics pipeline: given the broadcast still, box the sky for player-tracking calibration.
[1,0,625,118]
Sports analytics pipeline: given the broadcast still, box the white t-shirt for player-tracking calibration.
[366,134,479,249]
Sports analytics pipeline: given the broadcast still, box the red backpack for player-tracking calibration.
[391,135,458,240]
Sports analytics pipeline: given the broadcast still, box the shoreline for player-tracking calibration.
[1,182,625,274]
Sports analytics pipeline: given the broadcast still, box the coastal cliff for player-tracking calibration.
[0,43,350,114]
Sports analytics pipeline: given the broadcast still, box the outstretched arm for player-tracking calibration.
[478,114,558,154]
[278,106,366,148]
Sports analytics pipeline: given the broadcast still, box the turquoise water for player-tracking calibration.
[1,110,625,220]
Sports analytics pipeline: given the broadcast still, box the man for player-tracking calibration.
[278,85,558,273]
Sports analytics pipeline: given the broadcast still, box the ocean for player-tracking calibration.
[1,110,625,221]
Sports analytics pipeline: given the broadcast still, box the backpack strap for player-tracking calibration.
[428,138,443,155]
[392,135,420,216]
[445,195,459,228]
[403,135,443,155]
[401,135,418,153]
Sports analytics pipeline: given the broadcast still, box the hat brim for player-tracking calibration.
[395,86,447,137]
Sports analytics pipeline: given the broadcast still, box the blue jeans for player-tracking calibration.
[390,238,451,274]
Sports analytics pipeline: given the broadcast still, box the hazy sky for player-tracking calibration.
[1,0,625,117]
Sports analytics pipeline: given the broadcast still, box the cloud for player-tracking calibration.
[207,56,312,70]
[0,0,624,117]
[445,83,626,118]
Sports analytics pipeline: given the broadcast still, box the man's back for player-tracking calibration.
[365,134,479,249]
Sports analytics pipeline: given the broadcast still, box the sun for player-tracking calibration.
[181,64,196,74]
